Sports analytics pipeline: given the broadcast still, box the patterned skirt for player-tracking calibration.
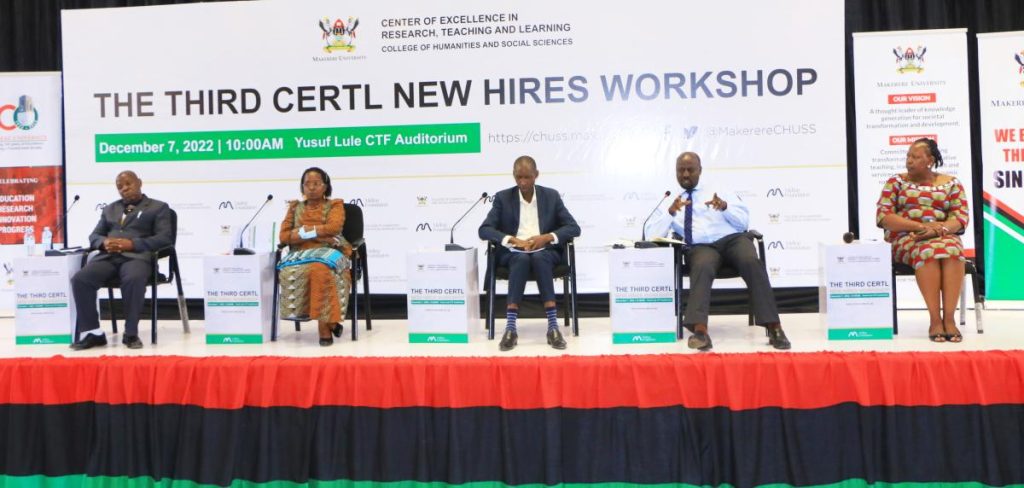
[278,248,351,323]
[892,233,965,270]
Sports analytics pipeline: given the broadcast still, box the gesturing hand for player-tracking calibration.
[668,196,691,216]
[705,193,727,211]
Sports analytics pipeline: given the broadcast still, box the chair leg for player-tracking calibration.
[350,272,358,341]
[487,273,496,340]
[108,288,118,334]
[271,269,280,342]
[891,268,899,336]
[150,280,158,345]
[969,264,984,334]
[570,274,579,338]
[295,321,301,332]
[172,258,190,333]
[361,256,372,331]
[562,278,570,328]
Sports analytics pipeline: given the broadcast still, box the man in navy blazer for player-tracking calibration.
[479,156,581,351]
[69,171,173,350]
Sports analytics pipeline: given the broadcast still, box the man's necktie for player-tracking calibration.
[683,189,694,245]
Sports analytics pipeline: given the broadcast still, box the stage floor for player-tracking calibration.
[0,309,1019,357]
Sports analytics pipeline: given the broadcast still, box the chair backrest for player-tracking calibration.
[169,208,178,245]
[342,203,364,244]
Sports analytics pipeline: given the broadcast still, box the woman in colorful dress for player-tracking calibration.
[877,138,969,342]
[277,167,352,346]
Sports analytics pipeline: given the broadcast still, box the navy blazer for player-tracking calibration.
[478,185,581,254]
[88,195,173,262]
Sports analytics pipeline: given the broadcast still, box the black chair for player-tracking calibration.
[86,208,190,345]
[890,258,984,335]
[483,238,579,339]
[672,230,765,339]
[271,203,371,341]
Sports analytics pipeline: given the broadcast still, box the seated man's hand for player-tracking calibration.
[668,196,690,216]
[705,193,728,211]
[508,237,531,249]
[103,237,134,253]
[526,234,554,250]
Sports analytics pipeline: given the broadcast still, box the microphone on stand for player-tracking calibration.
[635,191,672,249]
[233,194,273,255]
[445,192,489,251]
[46,195,81,256]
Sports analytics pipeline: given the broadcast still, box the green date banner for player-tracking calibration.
[94,123,480,162]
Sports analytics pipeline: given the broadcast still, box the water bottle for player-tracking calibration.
[23,227,35,256]
[41,226,53,251]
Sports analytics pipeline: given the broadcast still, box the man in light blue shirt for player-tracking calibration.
[645,152,790,351]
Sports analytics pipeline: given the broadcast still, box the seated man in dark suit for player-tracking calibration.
[479,156,581,351]
[70,171,173,350]
[644,152,790,351]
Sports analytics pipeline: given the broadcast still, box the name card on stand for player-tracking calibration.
[609,247,677,343]
[406,248,479,343]
[14,255,81,345]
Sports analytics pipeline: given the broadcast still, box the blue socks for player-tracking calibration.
[505,309,518,333]
[546,307,559,332]
[504,307,559,332]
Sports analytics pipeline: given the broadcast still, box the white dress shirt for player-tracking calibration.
[501,189,559,248]
[644,183,749,244]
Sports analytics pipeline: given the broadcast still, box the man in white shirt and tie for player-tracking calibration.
[479,156,581,351]
[644,152,790,351]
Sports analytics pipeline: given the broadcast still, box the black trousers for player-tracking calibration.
[683,232,780,327]
[71,255,152,337]
[499,248,560,305]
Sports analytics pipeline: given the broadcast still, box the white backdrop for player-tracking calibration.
[62,0,846,297]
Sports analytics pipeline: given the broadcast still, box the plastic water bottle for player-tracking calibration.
[23,228,35,256]
[41,226,53,251]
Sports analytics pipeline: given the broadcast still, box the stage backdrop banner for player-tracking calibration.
[61,0,846,297]
[853,29,973,308]
[978,31,1024,300]
[0,72,64,316]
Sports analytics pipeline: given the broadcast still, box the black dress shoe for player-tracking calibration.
[767,326,791,350]
[687,331,713,351]
[70,333,108,351]
[332,324,344,338]
[546,328,567,350]
[499,329,518,351]
[122,335,143,349]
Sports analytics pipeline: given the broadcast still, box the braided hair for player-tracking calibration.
[912,138,944,168]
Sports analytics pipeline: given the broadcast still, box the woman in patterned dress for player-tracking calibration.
[877,138,969,342]
[277,167,352,346]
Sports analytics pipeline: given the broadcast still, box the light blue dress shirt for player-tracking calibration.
[644,184,749,244]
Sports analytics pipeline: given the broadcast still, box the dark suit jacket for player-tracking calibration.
[88,195,173,262]
[478,185,581,257]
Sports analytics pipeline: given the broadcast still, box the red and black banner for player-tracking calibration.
[1,351,1023,487]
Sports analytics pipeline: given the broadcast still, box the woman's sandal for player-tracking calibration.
[929,326,947,342]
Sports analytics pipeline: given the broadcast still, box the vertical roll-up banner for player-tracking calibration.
[854,29,973,308]
[978,31,1024,302]
[0,72,65,316]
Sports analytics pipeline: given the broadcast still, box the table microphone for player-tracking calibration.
[233,194,273,255]
[446,192,489,251]
[45,195,80,256]
[635,191,672,248]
